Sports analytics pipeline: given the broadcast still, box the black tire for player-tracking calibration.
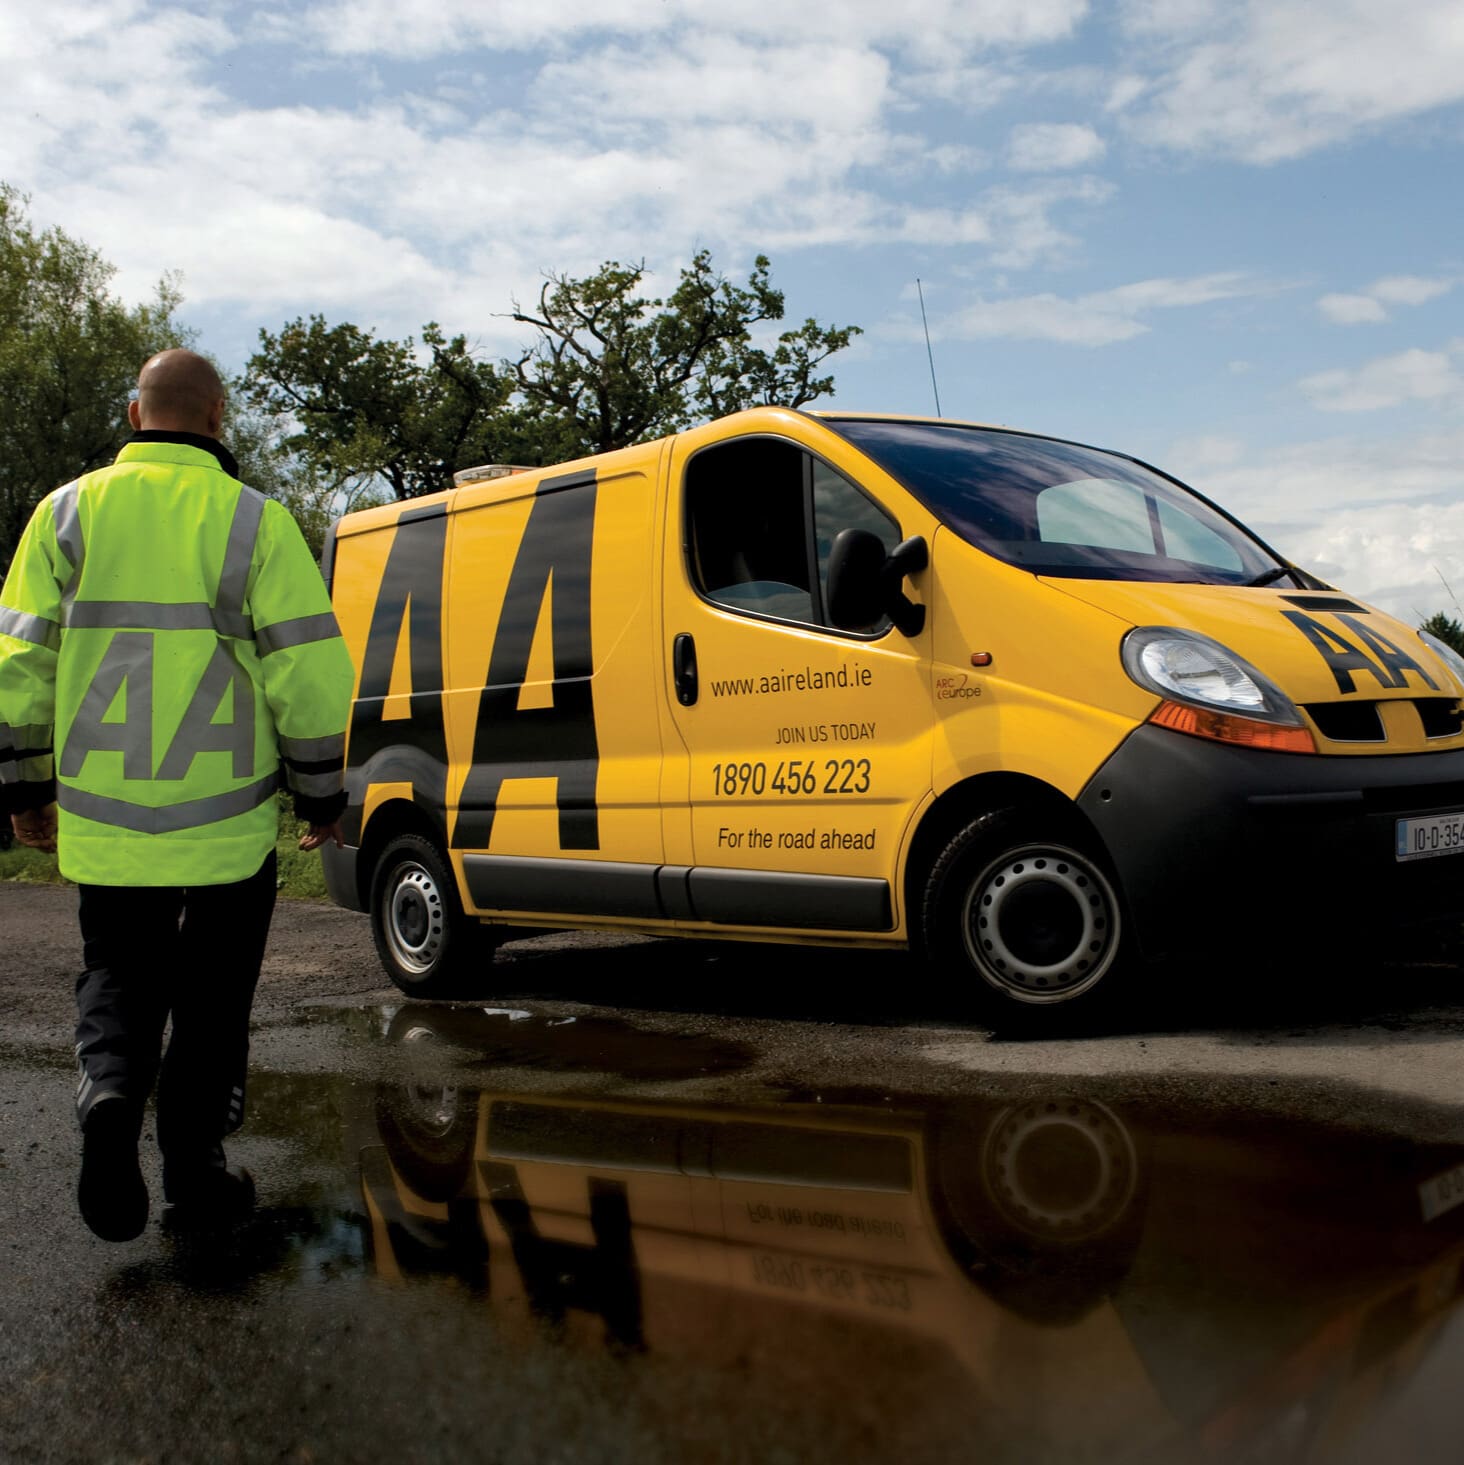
[369,832,497,998]
[923,809,1126,1028]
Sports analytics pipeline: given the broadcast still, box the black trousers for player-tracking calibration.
[74,852,277,1188]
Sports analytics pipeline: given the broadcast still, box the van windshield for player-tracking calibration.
[823,418,1286,586]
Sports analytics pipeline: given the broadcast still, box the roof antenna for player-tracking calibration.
[916,277,942,418]
[1434,564,1461,614]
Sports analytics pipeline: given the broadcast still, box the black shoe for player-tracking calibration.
[77,1099,148,1242]
[164,1165,256,1227]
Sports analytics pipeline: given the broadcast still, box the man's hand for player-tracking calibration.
[12,804,58,853]
[298,820,344,852]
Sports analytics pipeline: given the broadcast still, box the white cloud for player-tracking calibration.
[1299,348,1464,413]
[1281,503,1464,624]
[1318,274,1454,324]
[1318,294,1388,326]
[1007,121,1106,170]
[536,36,893,132]
[937,271,1264,345]
[1373,276,1454,307]
[1197,428,1464,522]
[1113,0,1464,162]
[0,0,1117,344]
[1190,428,1464,620]
[1167,432,1244,470]
[294,0,1091,61]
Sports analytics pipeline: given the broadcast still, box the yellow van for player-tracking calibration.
[322,408,1464,1026]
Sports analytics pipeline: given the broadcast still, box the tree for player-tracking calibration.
[0,185,189,572]
[241,251,861,502]
[1421,612,1464,657]
[226,398,384,561]
[508,251,861,455]
[240,317,551,503]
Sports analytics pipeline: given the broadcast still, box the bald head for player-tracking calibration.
[129,349,226,438]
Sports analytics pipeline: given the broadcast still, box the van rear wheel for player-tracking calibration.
[370,832,496,999]
[923,811,1125,1028]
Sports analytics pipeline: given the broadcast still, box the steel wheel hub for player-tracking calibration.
[962,844,1119,1003]
[386,863,446,976]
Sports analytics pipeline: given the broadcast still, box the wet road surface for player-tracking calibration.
[5,884,1464,1463]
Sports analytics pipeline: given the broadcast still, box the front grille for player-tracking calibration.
[1416,699,1464,738]
[1306,701,1385,742]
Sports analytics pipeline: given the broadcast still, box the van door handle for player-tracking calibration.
[673,633,698,706]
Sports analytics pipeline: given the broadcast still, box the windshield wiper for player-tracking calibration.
[1246,565,1293,588]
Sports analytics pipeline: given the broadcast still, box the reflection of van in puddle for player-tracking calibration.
[357,1008,1464,1462]
[323,410,1464,1026]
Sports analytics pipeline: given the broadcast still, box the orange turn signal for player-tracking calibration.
[1150,699,1316,753]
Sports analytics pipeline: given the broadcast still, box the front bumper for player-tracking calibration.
[1077,725,1464,964]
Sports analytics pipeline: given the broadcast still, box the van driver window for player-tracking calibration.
[685,438,899,632]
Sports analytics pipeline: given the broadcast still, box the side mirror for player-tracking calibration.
[827,530,927,637]
[881,536,928,637]
[827,528,888,631]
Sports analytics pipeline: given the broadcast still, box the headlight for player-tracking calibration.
[1418,629,1464,693]
[1122,627,1314,753]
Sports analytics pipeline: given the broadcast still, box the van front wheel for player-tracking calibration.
[370,833,496,999]
[923,812,1125,1026]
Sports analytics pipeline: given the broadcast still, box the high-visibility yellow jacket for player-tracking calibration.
[0,434,357,886]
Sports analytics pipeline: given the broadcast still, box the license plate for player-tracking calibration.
[1396,812,1464,862]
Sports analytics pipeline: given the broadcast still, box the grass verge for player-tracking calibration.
[0,794,332,901]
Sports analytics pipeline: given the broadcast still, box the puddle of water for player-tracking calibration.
[20,1004,1464,1464]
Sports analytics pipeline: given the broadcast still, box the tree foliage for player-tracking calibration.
[225,399,384,561]
[241,251,861,502]
[1421,612,1464,657]
[508,251,861,456]
[0,185,188,571]
[240,317,554,503]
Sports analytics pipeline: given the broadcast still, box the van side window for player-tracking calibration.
[812,460,900,628]
[686,438,899,632]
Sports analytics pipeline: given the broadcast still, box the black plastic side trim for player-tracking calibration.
[687,867,891,930]
[463,854,662,918]
[460,854,891,930]
[655,865,695,920]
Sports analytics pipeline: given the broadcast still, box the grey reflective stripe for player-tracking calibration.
[0,605,61,649]
[1,753,52,785]
[285,767,343,798]
[60,631,154,780]
[279,732,346,762]
[255,611,341,657]
[155,642,255,781]
[63,601,253,639]
[51,481,84,602]
[217,488,265,621]
[0,721,53,754]
[57,772,279,834]
[69,601,213,632]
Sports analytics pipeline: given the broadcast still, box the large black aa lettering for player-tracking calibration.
[1336,613,1439,691]
[346,508,449,797]
[454,472,599,851]
[1282,610,1390,694]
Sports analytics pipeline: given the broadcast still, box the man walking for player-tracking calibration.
[0,349,356,1241]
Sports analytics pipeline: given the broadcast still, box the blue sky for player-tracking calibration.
[3,0,1463,624]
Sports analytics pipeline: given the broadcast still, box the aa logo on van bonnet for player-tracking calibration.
[1282,608,1439,695]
